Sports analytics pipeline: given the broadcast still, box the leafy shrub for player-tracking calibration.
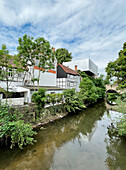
[32,88,46,111]
[0,105,37,149]
[63,89,85,113]
[56,93,63,103]
[46,93,63,114]
[109,93,126,137]
[117,115,126,137]
[93,76,106,98]
[46,93,57,106]
[120,92,126,102]
[107,92,118,103]
[46,93,63,105]
[79,77,99,104]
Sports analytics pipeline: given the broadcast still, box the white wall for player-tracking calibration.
[46,89,64,94]
[24,90,31,103]
[63,58,98,76]
[0,81,24,89]
[57,75,80,92]
[1,98,24,106]
[28,69,56,87]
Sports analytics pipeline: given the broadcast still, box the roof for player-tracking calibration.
[34,66,56,74]
[0,84,30,92]
[22,86,65,90]
[57,63,80,76]
[1,55,27,70]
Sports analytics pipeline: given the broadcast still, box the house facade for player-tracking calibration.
[26,57,57,87]
[0,57,63,105]
[57,63,81,92]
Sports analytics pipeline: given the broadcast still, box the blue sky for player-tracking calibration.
[0,0,126,74]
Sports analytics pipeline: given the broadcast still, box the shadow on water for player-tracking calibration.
[105,130,126,170]
[0,101,126,170]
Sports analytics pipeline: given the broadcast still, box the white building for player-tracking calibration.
[0,57,63,105]
[26,58,57,87]
[63,58,98,77]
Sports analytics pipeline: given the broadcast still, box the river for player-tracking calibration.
[0,101,126,170]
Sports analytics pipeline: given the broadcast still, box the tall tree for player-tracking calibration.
[17,34,55,90]
[34,37,55,88]
[17,34,36,90]
[55,48,72,64]
[105,42,126,89]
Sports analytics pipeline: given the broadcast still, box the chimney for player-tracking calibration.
[75,65,77,72]
[52,47,55,52]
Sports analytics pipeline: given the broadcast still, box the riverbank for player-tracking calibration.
[0,85,106,149]
[32,111,68,129]
[22,101,100,129]
[1,101,126,170]
[12,99,104,130]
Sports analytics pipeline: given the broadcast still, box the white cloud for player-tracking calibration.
[0,0,126,74]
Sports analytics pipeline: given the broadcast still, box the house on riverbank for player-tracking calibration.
[0,53,64,105]
[0,55,98,105]
[57,63,81,92]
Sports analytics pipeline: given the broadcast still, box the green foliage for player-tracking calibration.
[17,34,55,88]
[120,92,126,102]
[48,93,57,105]
[91,75,106,98]
[116,94,126,136]
[0,105,37,149]
[117,115,126,137]
[34,37,55,70]
[56,93,63,103]
[109,92,126,137]
[104,76,110,85]
[79,77,99,104]
[79,75,106,105]
[105,42,126,89]
[46,93,63,105]
[107,92,118,103]
[32,88,46,111]
[77,70,88,78]
[115,95,126,114]
[63,89,85,113]
[55,48,72,64]
[46,93,63,115]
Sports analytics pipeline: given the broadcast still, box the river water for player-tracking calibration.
[0,101,126,170]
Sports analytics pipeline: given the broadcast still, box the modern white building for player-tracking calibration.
[63,58,98,77]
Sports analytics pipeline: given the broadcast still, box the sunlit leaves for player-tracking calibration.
[55,48,72,64]
[105,42,126,89]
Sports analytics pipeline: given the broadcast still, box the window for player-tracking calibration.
[18,73,22,78]
[35,60,39,66]
[51,92,55,94]
[9,69,13,77]
[70,82,73,87]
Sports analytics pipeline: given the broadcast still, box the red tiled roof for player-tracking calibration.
[34,66,56,74]
[58,63,80,76]
[1,55,28,70]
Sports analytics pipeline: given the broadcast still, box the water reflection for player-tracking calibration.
[105,132,126,170]
[0,102,126,170]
